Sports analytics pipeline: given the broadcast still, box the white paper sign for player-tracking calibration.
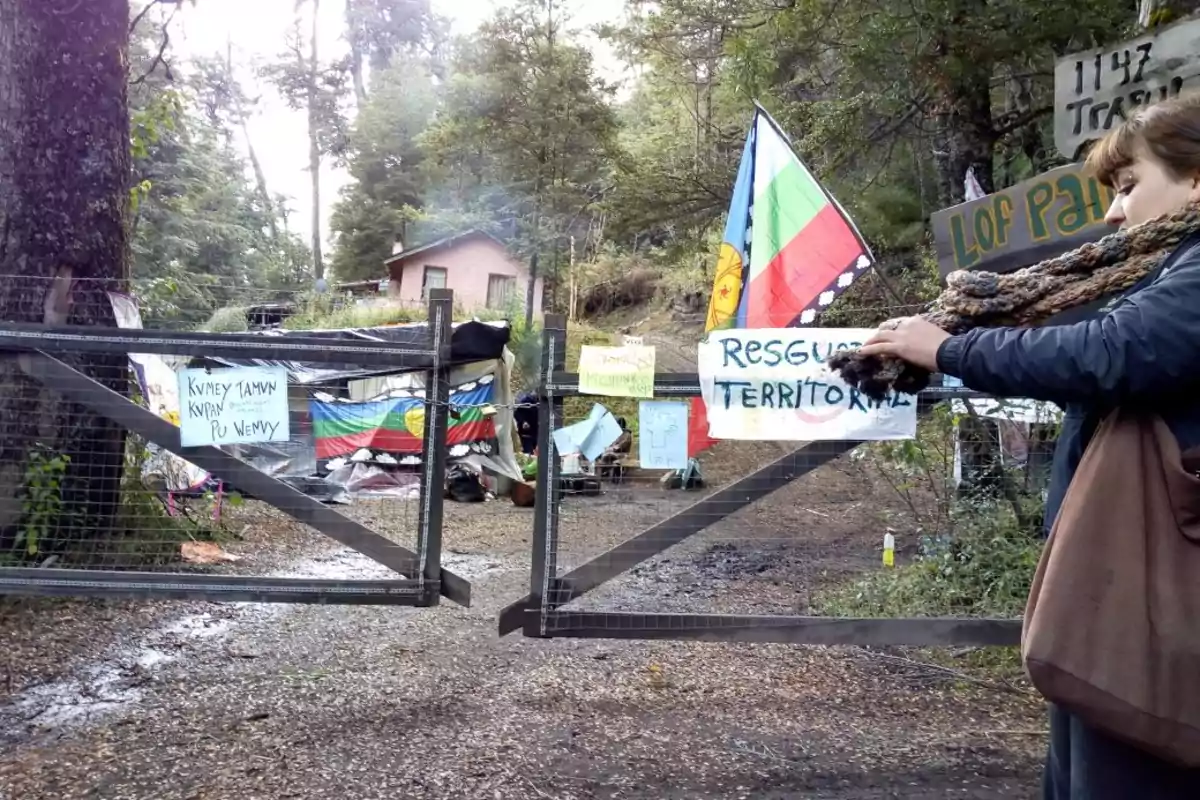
[178,366,290,447]
[698,328,917,441]
[638,401,689,470]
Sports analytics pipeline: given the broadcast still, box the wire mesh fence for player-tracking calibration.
[0,285,477,606]
[511,313,1050,646]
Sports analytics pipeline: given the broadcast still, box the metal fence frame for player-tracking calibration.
[0,289,468,608]
[499,313,1022,646]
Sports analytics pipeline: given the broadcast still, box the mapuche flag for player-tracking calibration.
[312,379,496,459]
[688,105,875,456]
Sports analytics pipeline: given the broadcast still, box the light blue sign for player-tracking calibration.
[638,401,689,470]
[178,366,290,447]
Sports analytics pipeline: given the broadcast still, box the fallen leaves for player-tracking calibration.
[180,541,241,565]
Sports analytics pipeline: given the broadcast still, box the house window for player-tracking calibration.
[422,266,447,299]
[487,274,516,309]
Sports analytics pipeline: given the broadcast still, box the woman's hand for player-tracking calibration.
[857,317,951,372]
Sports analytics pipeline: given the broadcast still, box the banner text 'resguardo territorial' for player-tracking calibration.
[698,328,918,441]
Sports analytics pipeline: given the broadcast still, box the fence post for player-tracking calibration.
[417,288,453,606]
[525,313,567,637]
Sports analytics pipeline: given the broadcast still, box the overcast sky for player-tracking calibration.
[169,0,628,251]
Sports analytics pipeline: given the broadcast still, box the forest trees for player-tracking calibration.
[334,0,621,309]
[344,0,435,105]
[260,0,349,280]
[130,18,312,328]
[0,0,133,548]
[262,0,436,281]
[329,56,438,282]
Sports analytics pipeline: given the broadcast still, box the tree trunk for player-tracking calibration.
[928,3,996,206]
[307,0,324,279]
[524,252,538,330]
[931,72,995,207]
[227,40,278,244]
[345,0,367,106]
[1005,66,1050,179]
[0,0,131,555]
[244,119,279,243]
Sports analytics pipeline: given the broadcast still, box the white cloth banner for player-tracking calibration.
[698,328,918,441]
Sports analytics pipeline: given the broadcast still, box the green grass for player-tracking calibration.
[284,300,426,331]
[205,295,519,335]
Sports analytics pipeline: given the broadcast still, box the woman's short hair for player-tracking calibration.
[1086,92,1200,186]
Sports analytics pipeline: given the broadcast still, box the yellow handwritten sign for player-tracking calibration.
[578,345,655,399]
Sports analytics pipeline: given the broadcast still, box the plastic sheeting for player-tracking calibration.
[108,291,520,500]
[201,319,511,384]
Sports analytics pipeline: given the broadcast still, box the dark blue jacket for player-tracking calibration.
[936,233,1200,535]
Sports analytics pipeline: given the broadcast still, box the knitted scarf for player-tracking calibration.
[828,203,1200,401]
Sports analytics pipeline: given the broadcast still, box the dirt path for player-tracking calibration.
[0,560,1044,799]
[0,456,1046,799]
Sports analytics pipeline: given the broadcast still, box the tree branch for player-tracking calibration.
[129,0,178,35]
[992,104,1053,138]
[130,5,180,86]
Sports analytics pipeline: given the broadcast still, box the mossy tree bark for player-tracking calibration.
[0,0,131,556]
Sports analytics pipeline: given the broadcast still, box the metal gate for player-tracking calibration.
[500,313,1023,646]
[0,289,470,608]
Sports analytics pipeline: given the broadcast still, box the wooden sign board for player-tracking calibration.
[1054,16,1200,159]
[930,163,1115,279]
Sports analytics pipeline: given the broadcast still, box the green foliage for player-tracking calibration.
[330,56,439,282]
[282,291,426,331]
[865,403,960,537]
[599,3,750,249]
[202,306,251,333]
[506,317,543,393]
[128,25,311,329]
[515,451,538,480]
[414,0,621,282]
[816,498,1043,619]
[259,19,351,159]
[820,397,1048,623]
[114,442,226,567]
[344,0,436,77]
[16,446,70,557]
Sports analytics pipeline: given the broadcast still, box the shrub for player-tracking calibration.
[816,497,1042,620]
[822,400,1046,621]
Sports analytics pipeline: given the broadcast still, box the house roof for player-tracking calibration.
[383,229,507,267]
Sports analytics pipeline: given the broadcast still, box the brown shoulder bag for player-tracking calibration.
[1023,410,1200,766]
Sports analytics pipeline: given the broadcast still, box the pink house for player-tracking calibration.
[383,230,544,320]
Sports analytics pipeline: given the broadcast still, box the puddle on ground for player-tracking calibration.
[0,548,508,742]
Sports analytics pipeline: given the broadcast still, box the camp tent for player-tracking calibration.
[109,293,521,503]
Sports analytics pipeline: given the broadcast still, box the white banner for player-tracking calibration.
[698,328,918,441]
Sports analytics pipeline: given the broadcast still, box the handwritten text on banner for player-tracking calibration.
[578,344,655,398]
[178,366,291,447]
[697,329,917,441]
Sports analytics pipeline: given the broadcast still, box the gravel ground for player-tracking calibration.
[0,451,1047,799]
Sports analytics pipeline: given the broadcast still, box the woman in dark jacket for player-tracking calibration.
[859,95,1200,798]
